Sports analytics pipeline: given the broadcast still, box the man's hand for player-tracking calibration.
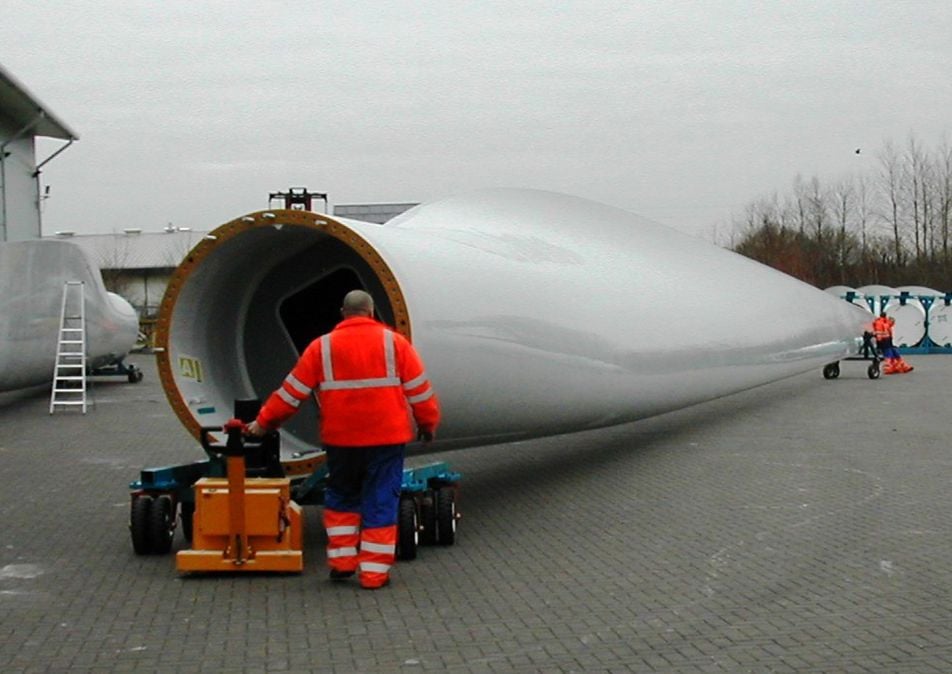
[417,428,434,443]
[245,420,266,438]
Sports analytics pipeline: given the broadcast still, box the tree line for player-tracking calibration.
[729,134,952,291]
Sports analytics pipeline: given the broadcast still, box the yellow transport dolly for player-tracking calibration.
[176,419,303,573]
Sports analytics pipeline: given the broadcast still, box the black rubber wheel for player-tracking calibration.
[149,495,175,555]
[397,496,418,561]
[419,491,437,545]
[822,363,840,380]
[180,501,195,543]
[130,495,153,555]
[868,363,881,379]
[436,486,457,546]
[128,368,143,384]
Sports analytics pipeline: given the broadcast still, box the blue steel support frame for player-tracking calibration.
[132,457,461,506]
[837,292,952,355]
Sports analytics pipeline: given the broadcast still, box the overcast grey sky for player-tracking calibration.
[4,1,951,240]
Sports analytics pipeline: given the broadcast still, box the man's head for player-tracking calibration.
[341,289,374,318]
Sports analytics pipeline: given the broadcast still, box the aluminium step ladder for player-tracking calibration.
[49,281,88,414]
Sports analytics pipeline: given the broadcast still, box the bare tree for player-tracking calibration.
[806,175,831,246]
[97,234,133,296]
[907,135,922,259]
[830,177,855,283]
[937,137,952,263]
[878,140,905,265]
[904,133,938,262]
[855,173,872,255]
[792,174,809,235]
[730,134,952,289]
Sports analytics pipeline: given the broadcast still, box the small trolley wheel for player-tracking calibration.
[130,495,154,555]
[128,368,143,384]
[397,495,419,561]
[436,486,457,546]
[822,363,840,380]
[419,490,437,545]
[149,495,175,555]
[868,362,881,379]
[179,501,195,543]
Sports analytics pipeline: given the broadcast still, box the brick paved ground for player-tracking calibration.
[1,353,951,672]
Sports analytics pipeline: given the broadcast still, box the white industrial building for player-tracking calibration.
[52,228,209,318]
[0,63,77,242]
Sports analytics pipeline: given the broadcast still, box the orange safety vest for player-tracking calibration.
[872,316,891,341]
[257,317,440,446]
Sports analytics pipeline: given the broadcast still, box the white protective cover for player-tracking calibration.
[884,302,925,347]
[0,239,139,391]
[928,302,952,346]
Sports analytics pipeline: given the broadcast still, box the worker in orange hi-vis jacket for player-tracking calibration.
[873,313,913,375]
[246,289,441,589]
[872,313,897,373]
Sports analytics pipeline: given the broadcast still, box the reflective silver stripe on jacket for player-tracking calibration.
[284,373,312,396]
[384,328,396,376]
[320,335,334,381]
[277,388,301,408]
[319,330,401,391]
[407,389,434,404]
[402,372,428,391]
[322,377,401,390]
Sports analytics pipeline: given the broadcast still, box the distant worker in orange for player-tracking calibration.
[872,312,913,374]
[246,289,441,589]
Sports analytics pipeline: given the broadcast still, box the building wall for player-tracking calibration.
[0,118,41,241]
[50,229,202,316]
[102,269,172,349]
[105,269,171,318]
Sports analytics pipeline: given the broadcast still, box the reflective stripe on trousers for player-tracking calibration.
[358,525,397,588]
[324,509,360,573]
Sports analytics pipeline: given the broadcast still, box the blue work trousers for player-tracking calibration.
[323,444,405,529]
